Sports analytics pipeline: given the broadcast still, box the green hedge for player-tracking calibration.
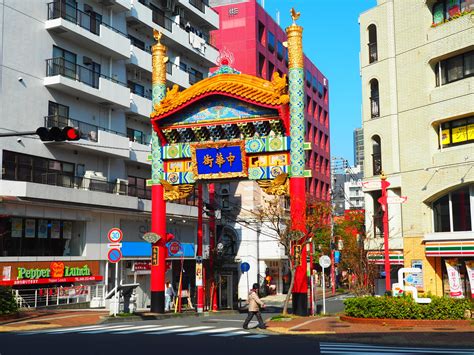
[344,296,473,320]
[0,286,18,315]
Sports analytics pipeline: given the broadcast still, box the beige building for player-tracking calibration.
[360,0,474,297]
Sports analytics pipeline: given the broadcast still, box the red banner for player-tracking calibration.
[0,275,103,286]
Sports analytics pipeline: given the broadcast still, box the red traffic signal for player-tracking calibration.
[36,126,80,141]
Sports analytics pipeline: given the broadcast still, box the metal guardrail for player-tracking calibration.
[13,285,92,309]
[47,1,128,38]
[46,57,128,88]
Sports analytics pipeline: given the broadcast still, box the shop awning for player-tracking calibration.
[425,240,474,257]
[367,251,404,265]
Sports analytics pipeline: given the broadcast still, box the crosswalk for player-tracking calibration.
[320,342,474,354]
[16,324,270,339]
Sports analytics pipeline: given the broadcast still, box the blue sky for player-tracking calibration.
[262,0,376,165]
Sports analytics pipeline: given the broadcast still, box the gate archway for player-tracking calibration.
[148,10,309,316]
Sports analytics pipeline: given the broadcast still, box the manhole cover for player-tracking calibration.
[433,328,456,331]
[27,321,51,325]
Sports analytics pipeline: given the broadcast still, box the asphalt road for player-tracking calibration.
[1,305,473,355]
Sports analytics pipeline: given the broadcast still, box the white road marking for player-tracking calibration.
[211,331,250,337]
[147,326,213,335]
[79,324,138,334]
[145,325,188,334]
[179,327,240,336]
[110,325,163,334]
[244,334,269,339]
[320,342,474,354]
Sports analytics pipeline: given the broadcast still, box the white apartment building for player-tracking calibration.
[0,0,218,309]
[360,0,473,296]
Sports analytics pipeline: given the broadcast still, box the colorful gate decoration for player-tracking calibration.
[148,10,310,314]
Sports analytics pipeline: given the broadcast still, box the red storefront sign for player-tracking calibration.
[0,275,103,286]
[133,261,152,271]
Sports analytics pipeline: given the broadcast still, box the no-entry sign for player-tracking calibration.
[168,241,182,255]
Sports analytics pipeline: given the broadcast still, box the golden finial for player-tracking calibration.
[153,29,162,43]
[290,8,300,24]
[381,171,387,180]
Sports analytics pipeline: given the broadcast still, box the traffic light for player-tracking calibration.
[36,126,80,141]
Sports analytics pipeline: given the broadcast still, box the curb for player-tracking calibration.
[100,310,239,324]
[340,315,473,327]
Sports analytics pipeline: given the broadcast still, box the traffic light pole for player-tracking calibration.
[0,131,37,137]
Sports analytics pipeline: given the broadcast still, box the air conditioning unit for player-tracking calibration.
[82,171,107,191]
[114,178,129,195]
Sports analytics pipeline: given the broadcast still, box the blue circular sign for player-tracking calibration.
[240,262,250,273]
[108,248,122,263]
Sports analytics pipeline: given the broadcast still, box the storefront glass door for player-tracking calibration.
[219,274,232,309]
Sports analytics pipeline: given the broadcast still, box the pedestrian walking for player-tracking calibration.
[165,280,175,312]
[242,283,267,329]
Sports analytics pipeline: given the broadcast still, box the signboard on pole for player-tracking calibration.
[107,248,122,264]
[362,180,390,189]
[108,228,123,243]
[319,255,331,315]
[196,257,203,287]
[240,262,250,273]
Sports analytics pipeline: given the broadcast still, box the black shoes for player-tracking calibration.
[258,325,267,329]
[243,326,249,329]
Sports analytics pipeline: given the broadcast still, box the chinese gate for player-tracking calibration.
[148,10,310,316]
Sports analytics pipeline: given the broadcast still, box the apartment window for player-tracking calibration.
[277,41,283,60]
[150,4,172,32]
[127,128,145,144]
[267,31,275,52]
[129,35,145,51]
[258,21,265,44]
[2,150,75,187]
[48,101,70,123]
[267,62,274,81]
[52,46,77,78]
[312,76,317,93]
[189,68,203,85]
[220,186,230,210]
[305,70,311,87]
[435,50,474,86]
[368,24,378,63]
[432,0,473,24]
[128,176,150,199]
[128,81,145,97]
[439,115,474,148]
[371,135,382,176]
[433,186,473,232]
[370,79,380,118]
[258,53,265,78]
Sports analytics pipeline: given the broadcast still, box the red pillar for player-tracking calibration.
[381,176,391,292]
[197,184,204,313]
[151,184,166,313]
[208,183,218,311]
[290,177,307,316]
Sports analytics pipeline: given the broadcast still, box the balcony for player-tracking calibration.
[127,89,153,119]
[43,115,130,158]
[93,0,131,12]
[44,57,131,108]
[46,2,130,59]
[127,0,218,67]
[128,45,152,73]
[178,0,219,30]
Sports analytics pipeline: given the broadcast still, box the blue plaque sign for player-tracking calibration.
[191,141,247,180]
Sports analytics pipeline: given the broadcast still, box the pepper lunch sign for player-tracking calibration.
[17,262,92,280]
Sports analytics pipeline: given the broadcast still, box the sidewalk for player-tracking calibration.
[266,316,474,347]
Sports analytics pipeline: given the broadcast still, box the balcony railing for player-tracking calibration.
[46,57,127,89]
[370,97,380,118]
[44,115,125,142]
[189,0,209,13]
[368,42,378,63]
[47,1,128,37]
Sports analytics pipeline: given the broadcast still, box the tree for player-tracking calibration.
[253,196,332,315]
[334,210,377,295]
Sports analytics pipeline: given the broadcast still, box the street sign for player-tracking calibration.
[240,262,250,273]
[319,255,331,268]
[107,228,123,243]
[168,241,182,255]
[107,243,122,249]
[362,180,391,189]
[107,248,122,263]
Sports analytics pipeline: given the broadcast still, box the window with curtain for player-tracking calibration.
[433,186,473,232]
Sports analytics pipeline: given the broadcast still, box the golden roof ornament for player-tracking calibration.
[290,8,301,24]
[153,29,162,43]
